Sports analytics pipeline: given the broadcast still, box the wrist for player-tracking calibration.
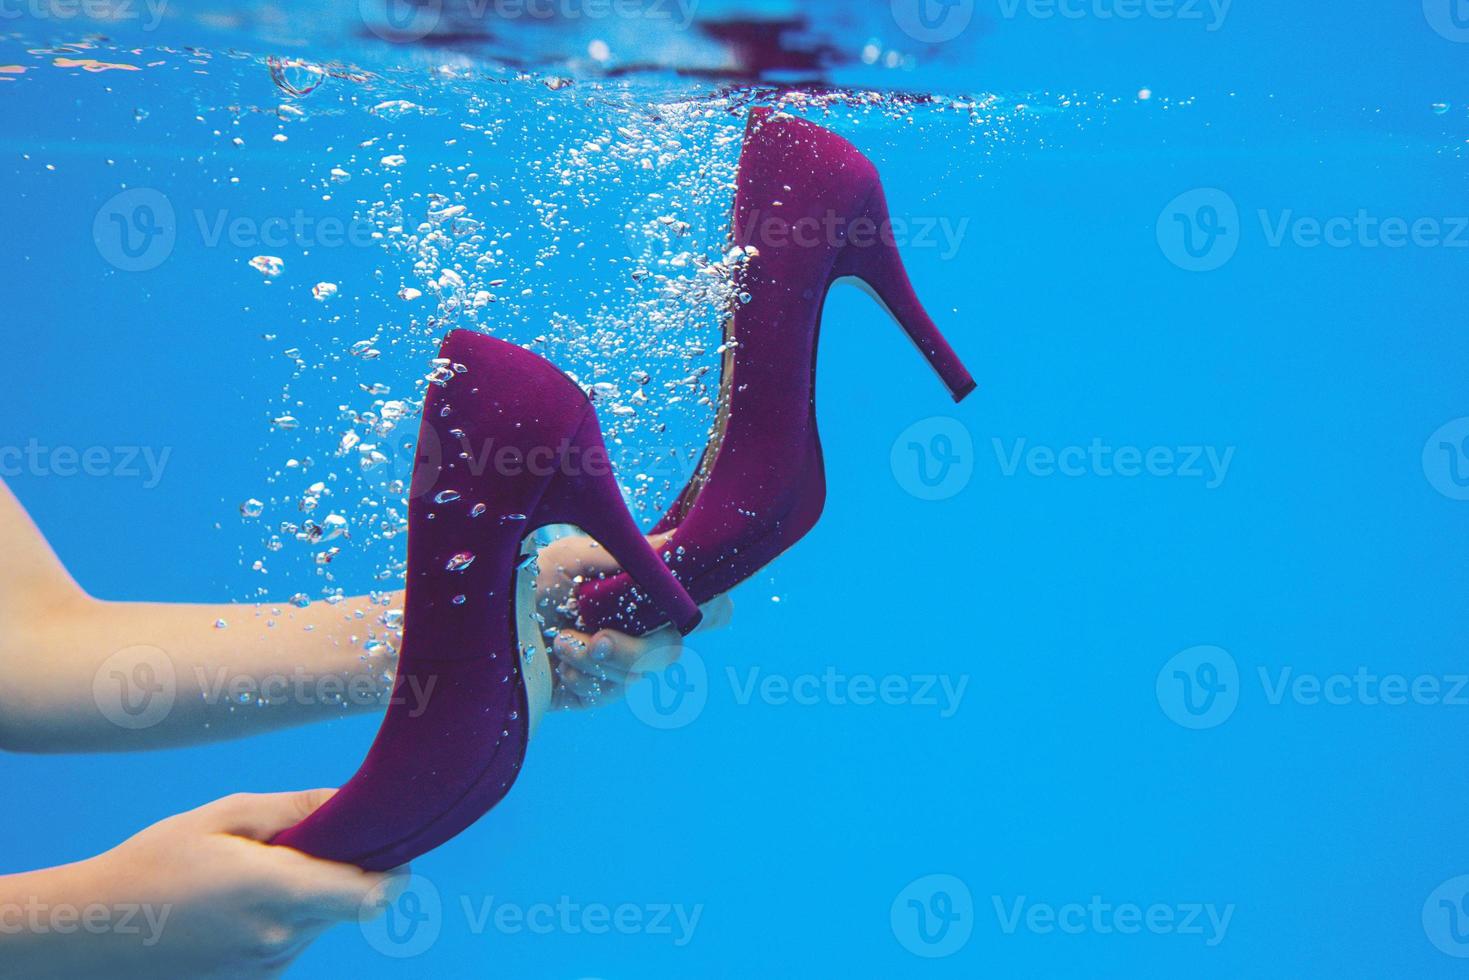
[0,856,115,976]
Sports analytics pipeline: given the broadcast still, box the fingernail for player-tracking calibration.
[589,638,613,663]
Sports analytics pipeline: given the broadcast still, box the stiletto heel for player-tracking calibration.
[272,330,699,870]
[575,106,978,637]
[832,183,977,402]
[535,411,704,636]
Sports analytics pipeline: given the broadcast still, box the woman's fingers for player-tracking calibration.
[558,596,732,680]
[579,531,676,578]
[254,844,411,922]
[181,790,407,923]
[540,549,734,711]
[554,660,623,706]
[610,596,732,674]
[193,789,339,841]
[540,531,677,585]
[552,631,634,683]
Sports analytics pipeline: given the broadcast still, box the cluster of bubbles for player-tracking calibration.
[145,45,1094,658]
[226,63,755,653]
[2,29,1191,674]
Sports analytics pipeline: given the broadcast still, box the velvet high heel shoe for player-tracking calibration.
[574,106,976,637]
[272,330,702,871]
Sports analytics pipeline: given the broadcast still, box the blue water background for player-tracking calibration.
[2,1,1467,976]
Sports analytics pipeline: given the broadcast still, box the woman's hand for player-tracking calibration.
[533,532,732,710]
[0,790,407,979]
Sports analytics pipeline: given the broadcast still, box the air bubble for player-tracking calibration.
[446,552,476,572]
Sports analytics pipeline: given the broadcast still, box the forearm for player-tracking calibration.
[0,592,401,754]
[0,858,127,978]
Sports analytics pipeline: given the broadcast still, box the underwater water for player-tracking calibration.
[2,0,1468,976]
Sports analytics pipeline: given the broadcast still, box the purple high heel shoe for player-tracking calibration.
[574,106,976,636]
[272,330,701,870]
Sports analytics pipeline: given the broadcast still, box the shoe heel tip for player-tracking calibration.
[951,378,978,403]
[677,609,704,636]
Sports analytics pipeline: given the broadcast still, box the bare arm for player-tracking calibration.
[0,481,730,754]
[0,790,405,978]
[0,481,398,753]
